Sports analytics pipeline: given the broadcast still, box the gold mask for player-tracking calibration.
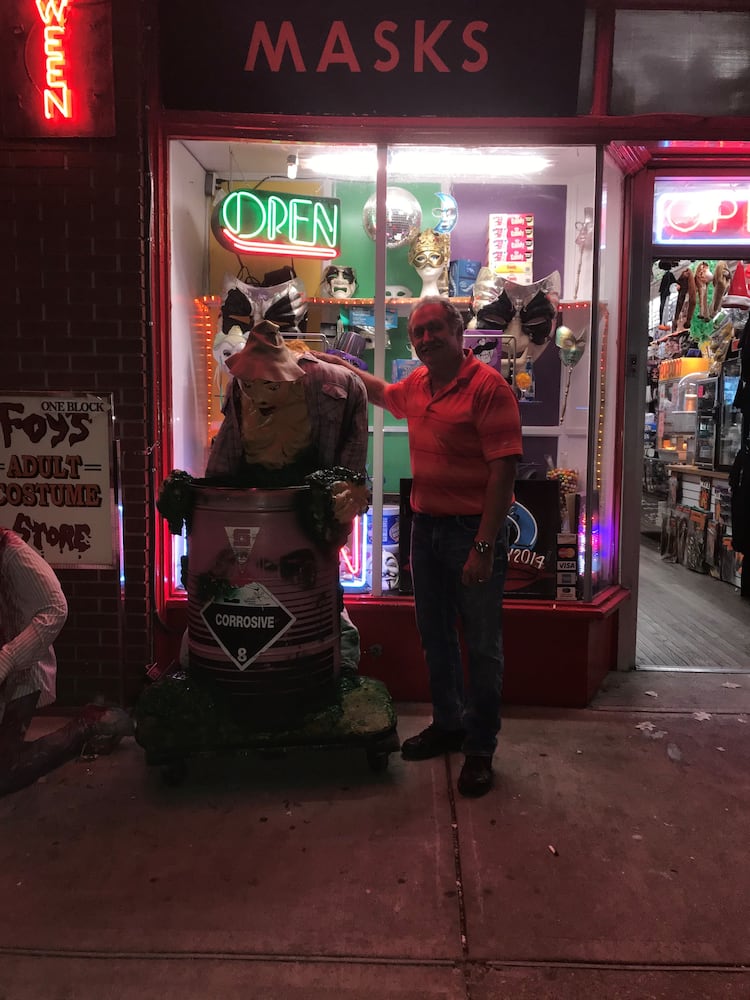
[408,229,450,270]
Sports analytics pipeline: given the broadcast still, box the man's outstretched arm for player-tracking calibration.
[313,352,388,408]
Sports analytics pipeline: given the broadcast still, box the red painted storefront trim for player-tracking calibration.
[155,587,629,708]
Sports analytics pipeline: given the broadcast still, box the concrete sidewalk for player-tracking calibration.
[1,672,749,998]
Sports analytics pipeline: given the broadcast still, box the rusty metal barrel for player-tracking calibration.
[186,485,340,724]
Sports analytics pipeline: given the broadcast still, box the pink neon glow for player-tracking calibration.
[340,546,356,575]
[340,512,369,589]
[659,141,750,153]
[340,515,362,575]
[36,0,73,119]
[219,231,338,259]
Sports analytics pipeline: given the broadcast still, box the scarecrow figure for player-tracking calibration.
[205,319,369,672]
[206,320,367,493]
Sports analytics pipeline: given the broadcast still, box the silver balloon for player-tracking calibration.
[362,188,422,249]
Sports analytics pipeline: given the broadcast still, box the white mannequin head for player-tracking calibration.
[408,229,450,299]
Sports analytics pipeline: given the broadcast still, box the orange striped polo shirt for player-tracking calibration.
[384,352,522,516]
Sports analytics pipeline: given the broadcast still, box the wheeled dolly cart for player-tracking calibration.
[134,672,400,786]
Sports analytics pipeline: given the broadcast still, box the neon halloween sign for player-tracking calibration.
[35,0,73,120]
[211,189,341,259]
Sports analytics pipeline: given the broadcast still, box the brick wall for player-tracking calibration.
[1,1,153,707]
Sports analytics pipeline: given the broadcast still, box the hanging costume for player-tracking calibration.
[672,266,696,333]
[657,258,680,329]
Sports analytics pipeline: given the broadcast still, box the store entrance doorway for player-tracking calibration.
[636,535,750,670]
[636,255,750,672]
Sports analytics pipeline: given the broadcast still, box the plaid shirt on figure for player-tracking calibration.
[205,353,369,481]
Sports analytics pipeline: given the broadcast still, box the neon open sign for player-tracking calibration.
[653,180,750,245]
[211,189,341,259]
[36,0,73,120]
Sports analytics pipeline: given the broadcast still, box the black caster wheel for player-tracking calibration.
[160,758,188,786]
[366,748,390,772]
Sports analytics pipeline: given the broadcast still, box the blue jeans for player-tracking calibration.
[410,513,509,757]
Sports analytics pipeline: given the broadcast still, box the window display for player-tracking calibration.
[468,270,561,394]
[166,140,617,601]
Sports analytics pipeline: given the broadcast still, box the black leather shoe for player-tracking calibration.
[401,724,465,760]
[457,755,494,797]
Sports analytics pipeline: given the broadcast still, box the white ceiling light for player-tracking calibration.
[302,147,551,180]
[391,149,550,177]
[303,149,377,178]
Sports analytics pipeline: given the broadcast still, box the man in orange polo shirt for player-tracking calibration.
[320,297,522,797]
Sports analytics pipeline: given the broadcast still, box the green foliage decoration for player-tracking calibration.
[301,467,369,549]
[156,469,196,535]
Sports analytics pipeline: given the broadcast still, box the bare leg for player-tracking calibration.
[672,269,696,332]
[712,262,731,317]
[694,262,712,319]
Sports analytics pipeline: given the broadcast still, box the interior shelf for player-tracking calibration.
[308,297,592,308]
[308,296,471,307]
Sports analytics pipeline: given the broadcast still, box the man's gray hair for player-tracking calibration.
[408,296,465,337]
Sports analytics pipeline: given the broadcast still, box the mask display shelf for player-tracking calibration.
[307,295,472,307]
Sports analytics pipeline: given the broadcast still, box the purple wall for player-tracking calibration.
[452,183,567,433]
[450,183,567,285]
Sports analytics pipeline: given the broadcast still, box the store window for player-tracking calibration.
[164,139,621,603]
[611,11,750,116]
[589,151,624,595]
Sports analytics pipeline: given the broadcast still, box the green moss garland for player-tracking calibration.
[156,469,196,535]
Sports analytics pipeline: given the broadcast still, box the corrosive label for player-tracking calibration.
[200,581,296,671]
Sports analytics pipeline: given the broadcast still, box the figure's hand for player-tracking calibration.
[331,480,370,523]
[303,467,369,548]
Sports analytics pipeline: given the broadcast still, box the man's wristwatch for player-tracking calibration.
[473,539,492,555]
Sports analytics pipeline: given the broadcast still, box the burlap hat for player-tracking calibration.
[225,320,304,383]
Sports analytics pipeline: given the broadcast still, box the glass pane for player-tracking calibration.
[169,139,379,478]
[612,12,750,116]
[589,152,624,593]
[381,145,597,601]
[167,138,377,594]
